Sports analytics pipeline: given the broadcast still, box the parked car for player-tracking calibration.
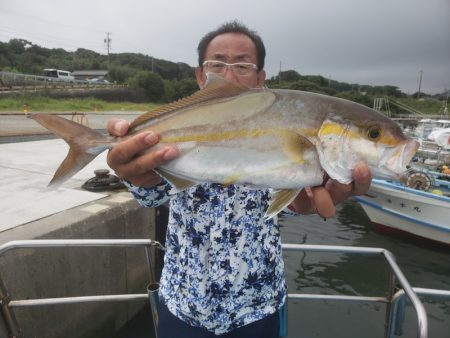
[87,78,110,84]
[43,69,75,82]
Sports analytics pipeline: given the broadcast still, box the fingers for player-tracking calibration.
[291,163,372,218]
[108,132,159,166]
[112,141,178,178]
[326,162,372,204]
[290,187,336,218]
[107,118,129,137]
[308,186,336,218]
[106,124,179,187]
[352,162,372,196]
[326,180,354,206]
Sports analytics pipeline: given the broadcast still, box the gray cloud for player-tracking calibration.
[0,0,449,94]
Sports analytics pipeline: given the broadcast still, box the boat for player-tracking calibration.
[412,118,450,167]
[355,172,450,245]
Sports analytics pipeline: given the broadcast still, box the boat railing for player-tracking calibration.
[0,240,447,338]
[283,244,430,338]
[389,287,450,337]
[0,239,163,338]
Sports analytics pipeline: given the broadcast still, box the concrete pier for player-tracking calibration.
[0,117,157,337]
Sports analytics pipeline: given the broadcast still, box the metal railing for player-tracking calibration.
[388,287,450,337]
[0,239,164,338]
[1,240,448,338]
[282,244,428,338]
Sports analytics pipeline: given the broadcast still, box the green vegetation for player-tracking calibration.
[268,71,447,114]
[0,96,159,112]
[0,38,197,103]
[394,97,445,114]
[0,39,448,114]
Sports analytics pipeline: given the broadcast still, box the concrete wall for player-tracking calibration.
[0,192,156,338]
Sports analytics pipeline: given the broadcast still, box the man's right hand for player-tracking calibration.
[106,118,179,187]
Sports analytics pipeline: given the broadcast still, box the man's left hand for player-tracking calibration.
[290,162,372,218]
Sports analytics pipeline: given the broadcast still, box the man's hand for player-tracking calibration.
[290,162,372,218]
[106,118,178,187]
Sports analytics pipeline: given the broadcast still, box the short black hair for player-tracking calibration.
[197,20,266,71]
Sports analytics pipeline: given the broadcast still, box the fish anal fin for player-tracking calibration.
[265,189,301,220]
[129,74,251,130]
[155,168,197,192]
[221,173,241,187]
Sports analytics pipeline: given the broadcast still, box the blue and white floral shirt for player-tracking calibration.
[126,180,286,334]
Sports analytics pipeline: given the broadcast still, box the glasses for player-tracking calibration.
[202,60,257,76]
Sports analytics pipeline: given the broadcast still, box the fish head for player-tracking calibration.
[316,113,419,184]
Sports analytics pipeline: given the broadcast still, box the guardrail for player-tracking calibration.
[0,71,126,91]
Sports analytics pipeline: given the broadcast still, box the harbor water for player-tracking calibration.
[281,199,450,338]
[117,199,450,337]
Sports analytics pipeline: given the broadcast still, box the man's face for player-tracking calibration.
[195,33,266,89]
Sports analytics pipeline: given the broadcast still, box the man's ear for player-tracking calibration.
[195,66,206,89]
[256,70,266,88]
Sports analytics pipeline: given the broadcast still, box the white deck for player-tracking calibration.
[0,139,110,231]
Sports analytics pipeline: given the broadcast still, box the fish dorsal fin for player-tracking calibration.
[129,74,251,130]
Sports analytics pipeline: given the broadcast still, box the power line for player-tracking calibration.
[0,8,104,34]
[0,26,104,52]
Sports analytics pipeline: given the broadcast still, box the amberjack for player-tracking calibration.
[30,74,419,218]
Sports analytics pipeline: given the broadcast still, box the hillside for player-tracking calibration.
[0,38,448,113]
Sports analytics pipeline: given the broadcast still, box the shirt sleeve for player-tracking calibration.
[123,179,172,208]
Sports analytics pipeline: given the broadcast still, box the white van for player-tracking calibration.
[43,69,75,81]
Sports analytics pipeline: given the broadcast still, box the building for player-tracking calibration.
[72,70,108,81]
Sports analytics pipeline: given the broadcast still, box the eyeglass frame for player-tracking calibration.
[202,60,258,76]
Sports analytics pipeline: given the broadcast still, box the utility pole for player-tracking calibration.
[104,32,112,65]
[278,60,282,84]
[417,69,423,98]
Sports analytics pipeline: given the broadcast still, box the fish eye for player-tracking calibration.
[366,126,382,141]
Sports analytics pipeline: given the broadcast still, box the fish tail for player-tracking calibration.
[29,113,112,186]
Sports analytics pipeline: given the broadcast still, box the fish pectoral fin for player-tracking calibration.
[264,189,301,220]
[279,131,316,164]
[154,168,197,192]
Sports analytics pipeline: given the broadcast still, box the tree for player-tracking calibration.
[108,65,137,83]
[128,71,165,102]
[8,39,31,54]
[165,78,198,101]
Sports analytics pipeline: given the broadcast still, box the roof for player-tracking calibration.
[72,70,108,76]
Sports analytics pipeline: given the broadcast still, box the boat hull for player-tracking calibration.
[355,179,450,245]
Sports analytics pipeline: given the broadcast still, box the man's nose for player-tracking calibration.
[223,66,237,82]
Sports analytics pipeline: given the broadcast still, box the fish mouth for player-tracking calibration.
[376,139,420,180]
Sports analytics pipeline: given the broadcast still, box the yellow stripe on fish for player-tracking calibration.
[160,128,310,164]
[319,121,401,147]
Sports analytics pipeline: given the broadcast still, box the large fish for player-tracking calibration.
[30,74,419,218]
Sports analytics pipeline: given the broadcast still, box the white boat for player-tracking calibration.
[355,178,450,245]
[412,118,450,166]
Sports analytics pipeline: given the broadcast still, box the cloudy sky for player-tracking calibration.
[1,0,449,94]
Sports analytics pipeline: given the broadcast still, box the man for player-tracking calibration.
[107,21,372,338]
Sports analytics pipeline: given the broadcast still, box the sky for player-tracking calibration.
[0,0,449,95]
